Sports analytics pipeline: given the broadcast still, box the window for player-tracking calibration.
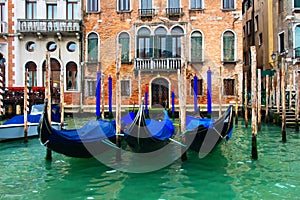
[279,32,285,54]
[67,42,77,52]
[154,27,167,58]
[118,0,130,12]
[66,62,78,91]
[190,78,203,96]
[87,0,99,12]
[0,3,5,33]
[223,79,235,96]
[168,0,180,8]
[47,4,57,19]
[118,32,130,63]
[191,31,203,63]
[87,33,98,62]
[139,0,153,16]
[47,41,57,52]
[67,0,78,19]
[26,41,36,52]
[137,27,151,59]
[222,31,235,62]
[26,0,37,19]
[258,33,263,46]
[171,26,184,58]
[295,0,300,8]
[254,15,258,32]
[190,0,203,9]
[294,25,300,58]
[86,80,96,97]
[247,20,252,36]
[223,0,235,9]
[121,80,130,97]
[25,62,37,87]
[279,0,284,13]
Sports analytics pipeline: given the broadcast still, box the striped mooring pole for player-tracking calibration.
[0,68,4,119]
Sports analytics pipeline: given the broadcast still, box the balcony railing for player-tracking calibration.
[139,9,155,18]
[135,58,182,71]
[17,19,81,33]
[166,8,183,18]
[0,21,8,34]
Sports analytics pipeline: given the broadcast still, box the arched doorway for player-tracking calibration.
[42,58,61,104]
[151,77,169,108]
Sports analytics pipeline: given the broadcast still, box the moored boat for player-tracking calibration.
[0,104,61,141]
[183,105,234,154]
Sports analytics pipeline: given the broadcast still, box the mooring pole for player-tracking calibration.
[0,69,3,120]
[276,62,281,113]
[265,74,270,123]
[244,72,248,128]
[219,66,222,117]
[235,74,238,124]
[60,67,64,129]
[257,69,261,132]
[45,51,52,160]
[281,58,287,142]
[24,69,29,142]
[250,46,258,160]
[101,73,105,119]
[289,67,292,109]
[115,44,122,162]
[295,65,299,132]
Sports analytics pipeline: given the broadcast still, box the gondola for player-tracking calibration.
[183,105,234,154]
[123,104,176,153]
[38,102,119,158]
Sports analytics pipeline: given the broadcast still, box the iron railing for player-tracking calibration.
[17,19,81,33]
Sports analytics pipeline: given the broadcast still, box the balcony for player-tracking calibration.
[0,21,8,35]
[17,19,81,34]
[166,8,183,18]
[135,58,182,71]
[139,9,155,18]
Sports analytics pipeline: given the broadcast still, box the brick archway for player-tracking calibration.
[151,77,169,108]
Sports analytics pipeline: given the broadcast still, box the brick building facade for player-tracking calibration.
[82,0,243,113]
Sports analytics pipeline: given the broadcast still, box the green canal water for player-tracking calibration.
[0,118,300,200]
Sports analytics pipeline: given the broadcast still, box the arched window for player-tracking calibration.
[191,31,203,63]
[66,62,78,90]
[87,33,98,62]
[137,27,151,58]
[222,31,235,62]
[295,25,300,58]
[118,32,130,63]
[25,61,37,87]
[154,27,167,58]
[171,26,184,58]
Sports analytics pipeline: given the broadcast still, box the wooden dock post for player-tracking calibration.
[276,62,281,113]
[60,67,64,129]
[281,58,287,142]
[257,69,261,132]
[101,73,105,119]
[219,66,222,117]
[295,65,299,132]
[23,69,29,142]
[115,44,122,162]
[45,51,52,160]
[244,72,248,128]
[0,69,3,120]
[250,46,258,160]
[235,74,238,124]
[265,74,269,122]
